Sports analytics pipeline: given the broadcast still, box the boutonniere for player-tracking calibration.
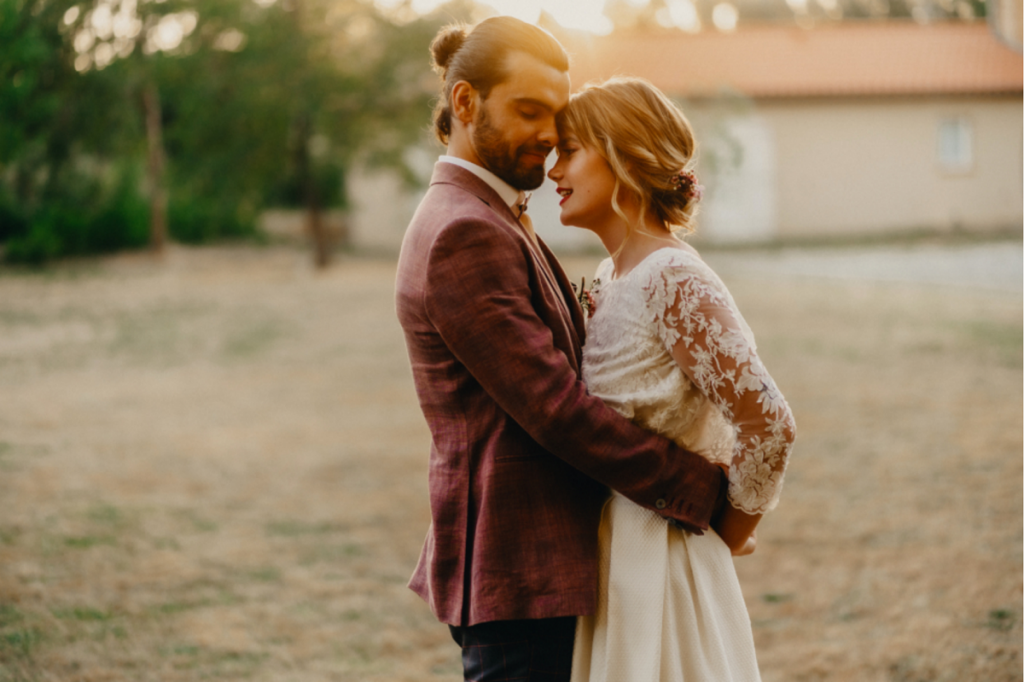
[570,277,601,319]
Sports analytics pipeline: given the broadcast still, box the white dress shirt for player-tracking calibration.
[437,155,524,211]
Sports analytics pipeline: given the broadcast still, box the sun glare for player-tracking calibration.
[483,0,614,34]
[711,2,738,31]
[377,0,617,35]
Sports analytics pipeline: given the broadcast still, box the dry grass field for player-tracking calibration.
[0,243,1020,681]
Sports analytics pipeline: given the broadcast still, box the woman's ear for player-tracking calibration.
[615,160,645,206]
[451,81,478,127]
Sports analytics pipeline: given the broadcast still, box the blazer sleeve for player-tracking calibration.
[422,216,724,531]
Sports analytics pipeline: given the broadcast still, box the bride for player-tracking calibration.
[547,77,797,681]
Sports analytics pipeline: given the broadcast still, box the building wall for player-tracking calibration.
[336,95,1021,252]
[345,154,604,255]
[348,167,428,254]
[761,95,1023,237]
[690,105,780,243]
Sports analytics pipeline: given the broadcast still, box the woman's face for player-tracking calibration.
[547,132,620,232]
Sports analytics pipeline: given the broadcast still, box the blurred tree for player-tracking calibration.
[1,0,447,266]
[0,0,147,262]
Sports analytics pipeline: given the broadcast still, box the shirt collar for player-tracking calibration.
[437,155,521,209]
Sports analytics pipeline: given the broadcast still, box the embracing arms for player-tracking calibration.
[419,217,725,531]
[646,262,796,552]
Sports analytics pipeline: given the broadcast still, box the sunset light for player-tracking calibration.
[376,0,619,34]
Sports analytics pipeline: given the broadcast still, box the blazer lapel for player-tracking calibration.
[538,239,587,348]
[431,163,583,355]
[495,210,581,352]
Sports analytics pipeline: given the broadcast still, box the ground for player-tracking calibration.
[0,242,1020,681]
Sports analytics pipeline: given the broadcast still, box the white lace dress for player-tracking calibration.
[570,247,796,682]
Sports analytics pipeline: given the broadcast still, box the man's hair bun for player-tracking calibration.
[428,17,568,145]
[431,24,468,72]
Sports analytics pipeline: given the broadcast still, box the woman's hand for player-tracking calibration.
[713,503,761,556]
[710,464,761,555]
[731,530,756,556]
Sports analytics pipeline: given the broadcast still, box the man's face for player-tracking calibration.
[469,50,570,191]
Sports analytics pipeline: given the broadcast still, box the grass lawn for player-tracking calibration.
[0,243,1020,681]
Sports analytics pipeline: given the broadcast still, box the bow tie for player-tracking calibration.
[516,191,531,218]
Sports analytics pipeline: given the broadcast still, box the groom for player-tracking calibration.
[395,16,725,681]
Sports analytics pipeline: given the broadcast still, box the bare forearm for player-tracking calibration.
[713,505,761,554]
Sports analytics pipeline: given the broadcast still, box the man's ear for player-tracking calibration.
[451,80,479,126]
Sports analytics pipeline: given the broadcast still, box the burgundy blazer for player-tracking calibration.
[394,163,724,626]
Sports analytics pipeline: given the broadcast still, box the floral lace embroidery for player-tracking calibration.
[642,253,796,514]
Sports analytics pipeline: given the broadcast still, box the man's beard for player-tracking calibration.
[472,105,550,191]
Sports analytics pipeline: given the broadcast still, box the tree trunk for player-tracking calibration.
[296,114,330,269]
[143,83,167,254]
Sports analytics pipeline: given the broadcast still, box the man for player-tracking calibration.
[394,16,726,681]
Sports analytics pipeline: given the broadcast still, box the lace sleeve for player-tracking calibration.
[644,260,796,514]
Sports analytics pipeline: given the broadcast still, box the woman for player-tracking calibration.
[548,77,796,681]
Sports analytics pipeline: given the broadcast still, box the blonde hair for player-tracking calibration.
[558,77,700,236]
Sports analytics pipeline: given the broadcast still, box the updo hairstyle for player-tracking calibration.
[558,77,700,235]
[430,16,569,145]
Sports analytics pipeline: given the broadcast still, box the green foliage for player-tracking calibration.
[0,0,457,262]
[269,162,346,209]
[0,0,66,165]
[4,166,149,265]
[0,0,146,263]
[168,192,257,244]
[4,222,63,266]
[0,186,30,242]
[0,0,133,196]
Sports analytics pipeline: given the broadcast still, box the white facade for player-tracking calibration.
[314,94,1021,252]
[345,151,605,254]
[759,95,1023,239]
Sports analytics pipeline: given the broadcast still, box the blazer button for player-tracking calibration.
[655,499,667,510]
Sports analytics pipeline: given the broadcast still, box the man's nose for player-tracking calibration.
[538,116,558,148]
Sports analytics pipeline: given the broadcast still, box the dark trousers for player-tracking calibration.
[448,616,576,682]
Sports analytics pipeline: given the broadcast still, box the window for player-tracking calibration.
[937,118,973,173]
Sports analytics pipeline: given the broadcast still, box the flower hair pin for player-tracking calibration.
[670,169,703,203]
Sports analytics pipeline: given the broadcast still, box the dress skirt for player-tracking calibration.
[570,492,762,682]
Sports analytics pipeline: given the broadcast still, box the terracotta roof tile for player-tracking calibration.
[564,22,1024,97]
